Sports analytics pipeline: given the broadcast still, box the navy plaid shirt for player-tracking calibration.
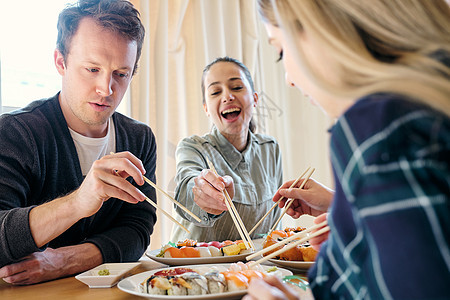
[309,93,450,299]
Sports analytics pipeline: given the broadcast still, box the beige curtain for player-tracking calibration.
[128,0,333,250]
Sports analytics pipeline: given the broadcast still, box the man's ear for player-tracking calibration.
[54,49,66,76]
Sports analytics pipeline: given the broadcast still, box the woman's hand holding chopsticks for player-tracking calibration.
[273,178,334,218]
[309,213,329,250]
[192,169,235,215]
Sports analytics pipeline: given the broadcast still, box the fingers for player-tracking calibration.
[314,213,328,224]
[272,179,296,204]
[309,213,329,250]
[246,276,299,300]
[199,169,225,190]
[191,169,237,215]
[106,151,146,185]
[192,184,227,213]
[278,187,307,202]
[310,232,329,250]
[95,176,146,204]
[221,175,235,199]
[0,262,21,279]
[263,276,300,300]
[74,152,148,216]
[0,259,33,285]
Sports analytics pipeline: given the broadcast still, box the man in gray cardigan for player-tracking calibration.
[0,0,157,284]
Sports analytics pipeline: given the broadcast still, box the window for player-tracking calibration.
[0,0,76,113]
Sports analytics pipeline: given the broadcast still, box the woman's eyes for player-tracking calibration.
[210,86,243,96]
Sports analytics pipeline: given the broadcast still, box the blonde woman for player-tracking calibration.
[245,0,450,299]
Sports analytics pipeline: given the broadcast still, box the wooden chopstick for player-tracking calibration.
[143,195,190,234]
[142,177,202,223]
[247,223,330,267]
[108,153,191,233]
[248,167,311,235]
[206,158,255,250]
[246,220,327,260]
[109,152,201,223]
[268,168,315,233]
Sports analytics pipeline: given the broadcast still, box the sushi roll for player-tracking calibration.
[180,272,209,295]
[204,270,227,294]
[167,276,191,295]
[140,275,171,295]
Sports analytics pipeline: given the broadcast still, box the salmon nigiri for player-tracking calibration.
[221,271,249,291]
[238,269,266,283]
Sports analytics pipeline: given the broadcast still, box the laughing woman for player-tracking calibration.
[171,57,283,242]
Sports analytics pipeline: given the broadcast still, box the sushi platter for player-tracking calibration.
[117,263,292,299]
[146,249,253,265]
[146,239,261,266]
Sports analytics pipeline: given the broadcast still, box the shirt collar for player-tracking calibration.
[210,126,253,170]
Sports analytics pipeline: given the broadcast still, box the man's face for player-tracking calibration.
[55,17,137,137]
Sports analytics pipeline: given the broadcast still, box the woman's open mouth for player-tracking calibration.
[221,107,241,121]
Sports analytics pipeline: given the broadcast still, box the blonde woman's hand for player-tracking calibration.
[192,169,234,215]
[243,276,300,300]
[273,178,334,218]
[309,213,329,251]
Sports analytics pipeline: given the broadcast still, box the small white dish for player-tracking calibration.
[75,262,141,288]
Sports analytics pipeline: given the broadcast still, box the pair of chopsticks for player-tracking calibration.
[246,219,329,267]
[109,152,201,234]
[206,158,255,250]
[248,167,315,235]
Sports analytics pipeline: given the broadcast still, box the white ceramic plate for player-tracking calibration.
[267,259,314,270]
[117,263,292,299]
[75,262,141,288]
[146,249,254,266]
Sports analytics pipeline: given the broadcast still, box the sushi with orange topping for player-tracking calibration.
[139,263,277,296]
[262,227,318,262]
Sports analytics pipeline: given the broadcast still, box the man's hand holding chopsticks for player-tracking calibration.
[73,151,147,218]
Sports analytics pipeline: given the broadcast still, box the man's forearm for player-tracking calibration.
[29,191,83,248]
[0,243,102,285]
[55,243,103,277]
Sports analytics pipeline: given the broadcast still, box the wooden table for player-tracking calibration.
[0,257,313,300]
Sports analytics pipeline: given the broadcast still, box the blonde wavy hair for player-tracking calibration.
[257,0,450,117]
